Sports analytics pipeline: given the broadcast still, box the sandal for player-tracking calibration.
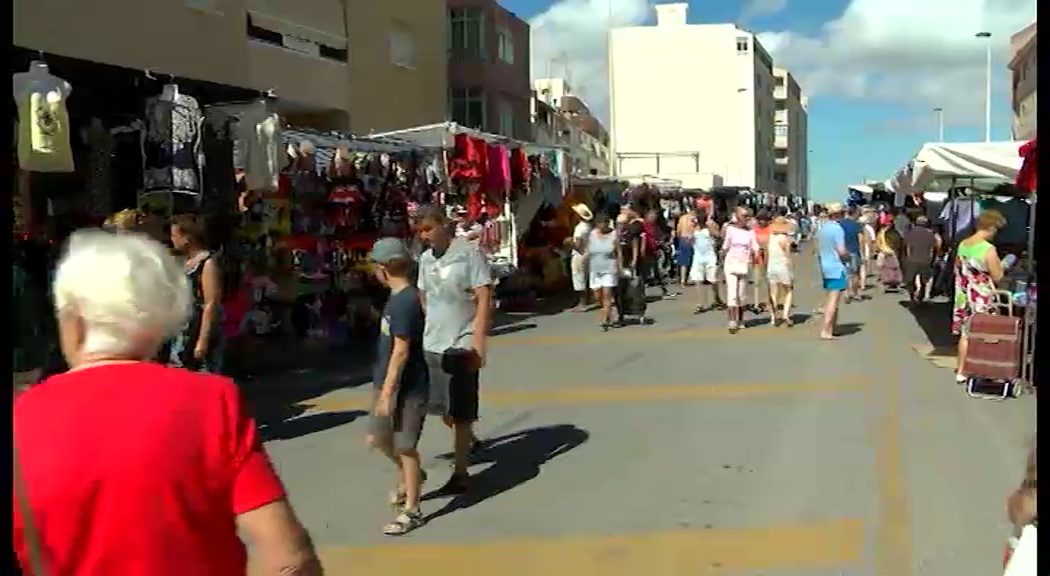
[383,509,424,536]
[783,317,795,327]
[389,469,428,509]
[693,305,707,315]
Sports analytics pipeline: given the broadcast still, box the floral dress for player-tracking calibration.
[952,240,996,336]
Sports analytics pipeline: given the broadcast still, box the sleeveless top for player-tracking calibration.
[588,230,619,276]
[767,233,790,269]
[692,227,717,263]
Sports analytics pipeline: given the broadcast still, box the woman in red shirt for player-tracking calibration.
[13,231,321,576]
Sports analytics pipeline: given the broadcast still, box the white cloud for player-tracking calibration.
[528,0,1034,130]
[528,0,650,124]
[756,0,1035,127]
[740,0,789,21]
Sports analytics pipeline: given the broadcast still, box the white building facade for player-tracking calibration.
[1009,23,1037,141]
[609,3,776,191]
[773,67,809,199]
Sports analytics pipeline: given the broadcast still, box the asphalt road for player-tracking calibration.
[256,255,1036,576]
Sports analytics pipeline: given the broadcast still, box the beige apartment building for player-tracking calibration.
[773,67,809,199]
[13,0,447,134]
[1009,22,1037,141]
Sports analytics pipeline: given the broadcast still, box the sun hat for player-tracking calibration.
[571,203,593,221]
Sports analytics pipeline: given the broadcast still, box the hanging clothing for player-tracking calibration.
[938,197,980,237]
[14,70,75,173]
[82,119,114,218]
[143,92,205,194]
[110,126,145,212]
[236,103,281,191]
[200,111,237,217]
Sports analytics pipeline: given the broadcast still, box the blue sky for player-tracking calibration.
[503,0,1029,202]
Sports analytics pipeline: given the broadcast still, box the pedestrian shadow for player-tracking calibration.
[836,322,864,336]
[788,312,812,325]
[258,409,367,442]
[422,424,590,523]
[489,322,538,337]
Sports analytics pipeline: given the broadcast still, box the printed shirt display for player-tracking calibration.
[143,92,205,194]
[14,72,75,173]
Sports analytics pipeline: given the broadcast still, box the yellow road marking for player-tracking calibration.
[305,377,866,413]
[305,519,864,575]
[492,325,807,347]
[874,320,912,574]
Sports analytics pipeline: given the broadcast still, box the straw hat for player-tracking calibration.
[571,203,594,221]
[824,202,845,215]
[770,216,793,234]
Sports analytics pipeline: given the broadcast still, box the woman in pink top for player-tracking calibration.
[721,207,760,334]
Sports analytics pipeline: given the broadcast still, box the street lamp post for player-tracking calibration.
[976,32,992,142]
[607,1,617,176]
[933,107,944,141]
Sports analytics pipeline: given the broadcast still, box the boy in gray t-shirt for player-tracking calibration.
[415,205,493,494]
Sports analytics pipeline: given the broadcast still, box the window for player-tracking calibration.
[497,27,514,64]
[736,37,749,53]
[451,87,485,129]
[774,171,787,184]
[775,149,788,159]
[775,100,786,111]
[775,125,788,137]
[449,8,485,60]
[389,26,415,68]
[498,99,514,136]
[775,76,785,87]
[246,14,348,63]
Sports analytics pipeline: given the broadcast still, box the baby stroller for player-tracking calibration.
[880,251,903,292]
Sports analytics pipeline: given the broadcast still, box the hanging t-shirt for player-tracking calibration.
[938,197,980,236]
[13,68,75,173]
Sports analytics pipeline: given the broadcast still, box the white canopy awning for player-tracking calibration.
[891,141,1025,194]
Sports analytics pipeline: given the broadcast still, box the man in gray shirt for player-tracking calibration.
[415,205,494,494]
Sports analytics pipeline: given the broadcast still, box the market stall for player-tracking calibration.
[371,122,572,307]
[889,140,1036,392]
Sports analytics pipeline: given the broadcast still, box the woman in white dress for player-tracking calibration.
[766,216,796,327]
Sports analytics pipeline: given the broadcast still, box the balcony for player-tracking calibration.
[775,156,789,166]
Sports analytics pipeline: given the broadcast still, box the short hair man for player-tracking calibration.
[815,203,850,339]
[367,238,429,535]
[414,205,493,494]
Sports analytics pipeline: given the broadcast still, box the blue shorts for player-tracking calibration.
[822,275,847,292]
[675,240,694,266]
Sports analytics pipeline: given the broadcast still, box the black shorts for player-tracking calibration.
[903,260,933,288]
[425,350,480,423]
[368,387,427,453]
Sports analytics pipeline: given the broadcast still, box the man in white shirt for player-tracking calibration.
[568,203,594,311]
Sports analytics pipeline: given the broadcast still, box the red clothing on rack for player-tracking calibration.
[1016,139,1036,193]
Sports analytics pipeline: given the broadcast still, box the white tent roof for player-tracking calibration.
[901,141,1025,193]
